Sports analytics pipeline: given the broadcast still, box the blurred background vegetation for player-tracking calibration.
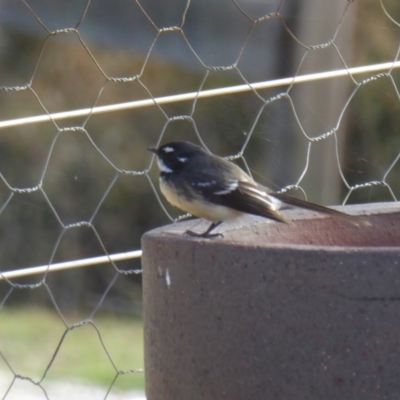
[1,307,144,391]
[0,0,399,393]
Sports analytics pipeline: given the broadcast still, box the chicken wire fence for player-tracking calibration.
[0,0,400,399]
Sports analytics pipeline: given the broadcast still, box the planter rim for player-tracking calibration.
[144,202,400,250]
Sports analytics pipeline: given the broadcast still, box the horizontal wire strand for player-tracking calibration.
[0,250,142,280]
[0,61,399,129]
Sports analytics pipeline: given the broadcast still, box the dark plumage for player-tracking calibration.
[149,141,369,238]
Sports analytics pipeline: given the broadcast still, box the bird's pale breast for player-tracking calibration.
[159,177,242,222]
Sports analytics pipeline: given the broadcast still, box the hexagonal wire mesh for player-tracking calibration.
[0,0,400,399]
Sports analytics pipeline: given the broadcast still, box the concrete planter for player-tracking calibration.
[142,203,400,400]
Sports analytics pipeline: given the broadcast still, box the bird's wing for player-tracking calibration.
[189,174,290,224]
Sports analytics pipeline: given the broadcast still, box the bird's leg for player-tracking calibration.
[185,221,223,238]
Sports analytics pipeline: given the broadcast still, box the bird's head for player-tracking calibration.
[148,141,205,174]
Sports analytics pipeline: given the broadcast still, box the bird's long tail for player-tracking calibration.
[271,192,371,227]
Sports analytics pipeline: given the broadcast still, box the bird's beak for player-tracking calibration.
[147,147,158,155]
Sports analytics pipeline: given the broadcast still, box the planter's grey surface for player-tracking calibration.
[142,203,400,400]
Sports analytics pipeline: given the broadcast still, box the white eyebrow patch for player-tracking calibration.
[162,146,175,153]
[214,180,238,195]
[157,158,173,173]
[178,157,187,163]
